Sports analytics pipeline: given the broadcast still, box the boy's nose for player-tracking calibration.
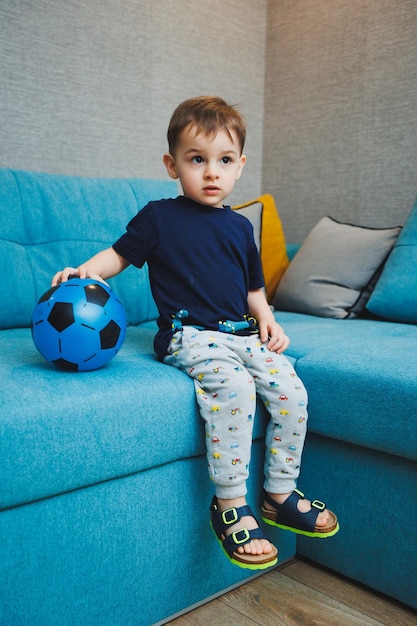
[204,163,219,178]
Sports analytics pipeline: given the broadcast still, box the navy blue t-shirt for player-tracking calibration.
[113,196,264,358]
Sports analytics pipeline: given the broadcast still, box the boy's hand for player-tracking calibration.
[51,248,128,287]
[259,320,290,354]
[247,289,290,353]
[51,266,107,286]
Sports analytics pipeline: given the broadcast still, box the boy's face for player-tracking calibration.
[163,124,246,208]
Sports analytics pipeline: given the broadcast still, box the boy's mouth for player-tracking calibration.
[204,185,220,193]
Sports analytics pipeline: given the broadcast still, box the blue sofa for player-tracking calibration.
[1,168,416,625]
[0,168,296,626]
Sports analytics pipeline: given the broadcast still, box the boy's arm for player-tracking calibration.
[52,247,130,286]
[247,288,290,354]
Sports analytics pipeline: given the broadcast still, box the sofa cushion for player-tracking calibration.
[233,194,289,301]
[275,311,417,462]
[273,217,401,318]
[0,325,196,509]
[0,324,273,510]
[366,197,417,323]
[0,241,37,328]
[0,168,176,329]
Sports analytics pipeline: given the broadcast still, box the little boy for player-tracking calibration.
[53,96,338,570]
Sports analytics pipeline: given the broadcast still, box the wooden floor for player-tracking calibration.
[166,558,417,626]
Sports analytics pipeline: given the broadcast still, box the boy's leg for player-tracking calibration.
[236,335,337,534]
[164,327,277,563]
[165,327,257,497]
[243,339,308,495]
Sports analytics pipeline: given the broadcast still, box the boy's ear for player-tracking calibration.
[163,153,178,179]
[236,154,246,180]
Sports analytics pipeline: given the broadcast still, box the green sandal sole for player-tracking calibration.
[210,521,278,570]
[262,515,340,538]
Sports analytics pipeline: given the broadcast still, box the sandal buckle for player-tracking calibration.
[231,528,250,545]
[312,499,325,511]
[222,507,238,525]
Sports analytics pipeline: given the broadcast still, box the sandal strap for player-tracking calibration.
[264,489,326,533]
[221,525,266,557]
[210,497,266,557]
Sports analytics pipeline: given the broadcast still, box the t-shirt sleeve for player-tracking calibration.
[113,203,158,268]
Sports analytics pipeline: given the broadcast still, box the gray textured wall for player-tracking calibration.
[264,0,417,241]
[0,0,266,205]
[2,1,417,238]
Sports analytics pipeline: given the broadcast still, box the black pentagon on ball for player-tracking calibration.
[84,283,110,307]
[38,285,59,303]
[48,302,75,332]
[99,319,121,349]
[52,358,79,372]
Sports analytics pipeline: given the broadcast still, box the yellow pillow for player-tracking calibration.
[233,194,289,301]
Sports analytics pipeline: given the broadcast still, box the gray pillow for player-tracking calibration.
[273,216,401,319]
[234,201,262,252]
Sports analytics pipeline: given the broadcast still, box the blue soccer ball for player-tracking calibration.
[31,278,127,371]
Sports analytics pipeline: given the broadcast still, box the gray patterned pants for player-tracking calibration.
[164,326,308,499]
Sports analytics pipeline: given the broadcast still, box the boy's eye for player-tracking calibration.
[221,156,232,164]
[192,156,204,164]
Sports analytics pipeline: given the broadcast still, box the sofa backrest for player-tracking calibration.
[0,168,177,329]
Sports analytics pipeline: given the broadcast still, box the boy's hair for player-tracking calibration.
[167,96,246,155]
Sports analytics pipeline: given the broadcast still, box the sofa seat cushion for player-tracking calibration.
[1,326,198,509]
[275,312,417,461]
[0,325,272,510]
